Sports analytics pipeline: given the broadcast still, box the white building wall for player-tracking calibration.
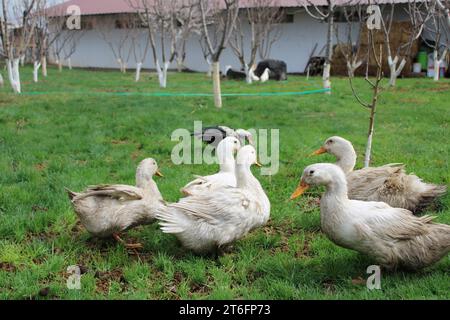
[51,10,359,73]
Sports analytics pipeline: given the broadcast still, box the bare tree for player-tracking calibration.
[302,0,336,93]
[421,0,449,81]
[99,14,134,73]
[379,1,430,86]
[335,4,386,168]
[129,20,150,82]
[199,35,213,76]
[435,0,450,27]
[129,0,200,87]
[199,0,240,108]
[229,0,284,83]
[0,0,41,93]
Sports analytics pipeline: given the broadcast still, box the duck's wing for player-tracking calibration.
[181,173,236,196]
[351,200,433,240]
[157,188,260,233]
[74,184,144,201]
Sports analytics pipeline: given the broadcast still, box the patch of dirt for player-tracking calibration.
[34,163,47,171]
[351,276,366,286]
[111,139,130,145]
[0,262,17,272]
[321,278,336,294]
[94,268,127,294]
[31,205,48,213]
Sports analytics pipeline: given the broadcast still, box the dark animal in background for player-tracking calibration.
[308,57,325,76]
[224,66,246,80]
[192,126,254,147]
[255,59,288,81]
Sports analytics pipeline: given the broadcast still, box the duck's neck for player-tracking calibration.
[334,148,356,174]
[136,175,161,199]
[235,164,257,189]
[217,145,235,173]
[236,163,270,218]
[321,174,349,209]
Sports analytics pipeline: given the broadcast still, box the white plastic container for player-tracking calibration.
[413,63,421,73]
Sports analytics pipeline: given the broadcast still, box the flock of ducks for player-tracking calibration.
[67,132,449,271]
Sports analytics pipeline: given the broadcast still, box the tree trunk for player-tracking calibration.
[20,55,25,67]
[206,59,212,77]
[322,63,331,93]
[244,64,253,84]
[68,58,72,70]
[58,60,63,72]
[33,61,41,83]
[135,62,143,82]
[6,59,21,94]
[389,62,397,86]
[0,73,4,87]
[323,10,334,94]
[212,61,222,108]
[42,56,47,77]
[433,51,440,81]
[176,57,184,72]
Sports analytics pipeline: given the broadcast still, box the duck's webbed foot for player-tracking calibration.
[112,233,143,249]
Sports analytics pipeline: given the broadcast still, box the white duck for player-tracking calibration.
[156,146,271,254]
[260,68,270,83]
[66,158,164,248]
[312,136,447,213]
[291,163,450,270]
[181,136,241,196]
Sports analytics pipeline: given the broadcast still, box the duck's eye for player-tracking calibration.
[309,170,315,175]
[234,141,237,144]
[328,140,333,144]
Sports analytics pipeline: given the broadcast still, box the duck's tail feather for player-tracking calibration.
[416,183,447,212]
[155,207,188,234]
[65,187,78,201]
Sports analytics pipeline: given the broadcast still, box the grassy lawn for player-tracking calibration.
[0,66,449,300]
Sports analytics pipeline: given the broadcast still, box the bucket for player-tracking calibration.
[413,63,422,73]
[417,51,427,71]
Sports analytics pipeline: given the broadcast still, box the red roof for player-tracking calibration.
[49,0,418,17]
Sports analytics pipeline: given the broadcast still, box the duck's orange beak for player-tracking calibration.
[310,146,327,156]
[156,170,164,177]
[290,181,310,200]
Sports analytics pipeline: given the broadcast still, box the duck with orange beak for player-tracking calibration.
[290,163,450,270]
[310,136,447,213]
[66,158,166,249]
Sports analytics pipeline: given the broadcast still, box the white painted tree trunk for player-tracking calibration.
[322,63,331,94]
[6,59,21,94]
[0,73,4,87]
[68,58,72,70]
[33,61,42,83]
[20,55,25,67]
[433,51,441,81]
[156,60,169,88]
[206,59,212,77]
[58,60,63,72]
[244,64,253,84]
[42,56,47,77]
[306,66,310,80]
[135,62,143,82]
[388,56,406,87]
[212,61,222,108]
[364,130,373,168]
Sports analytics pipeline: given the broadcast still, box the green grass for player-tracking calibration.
[0,66,449,300]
